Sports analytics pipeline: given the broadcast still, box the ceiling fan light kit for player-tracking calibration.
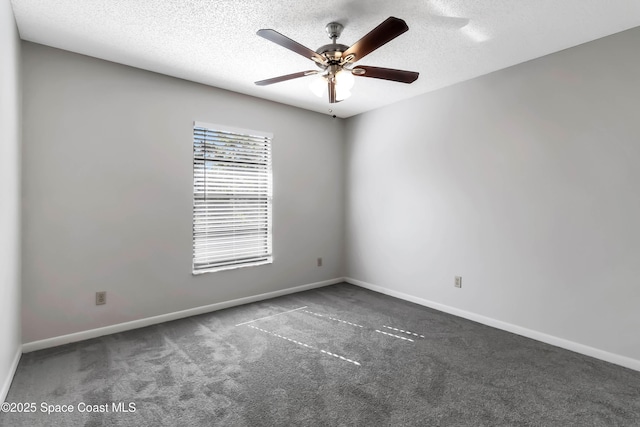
[255,17,419,105]
[309,68,355,101]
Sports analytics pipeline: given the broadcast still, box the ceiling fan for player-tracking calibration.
[255,17,419,104]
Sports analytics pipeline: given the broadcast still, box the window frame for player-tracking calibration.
[192,121,273,275]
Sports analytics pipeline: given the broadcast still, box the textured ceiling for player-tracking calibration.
[10,0,640,118]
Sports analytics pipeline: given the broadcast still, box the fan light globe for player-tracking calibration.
[335,69,355,90]
[335,70,354,101]
[309,75,327,98]
[309,70,354,100]
[336,87,351,101]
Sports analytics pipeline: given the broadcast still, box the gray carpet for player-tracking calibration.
[2,283,640,426]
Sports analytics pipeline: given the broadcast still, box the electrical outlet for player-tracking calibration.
[317,257,323,267]
[96,291,107,305]
[454,276,462,288]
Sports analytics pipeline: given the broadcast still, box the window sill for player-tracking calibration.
[192,258,273,275]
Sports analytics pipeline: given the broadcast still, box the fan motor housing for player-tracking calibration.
[316,43,349,66]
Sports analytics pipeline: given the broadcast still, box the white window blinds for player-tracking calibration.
[193,122,273,274]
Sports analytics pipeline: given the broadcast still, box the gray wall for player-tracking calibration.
[21,42,345,343]
[346,27,640,362]
[0,0,22,399]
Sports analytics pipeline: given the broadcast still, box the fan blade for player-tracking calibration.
[342,17,409,63]
[257,29,327,65]
[352,66,419,83]
[255,70,318,86]
[328,78,337,103]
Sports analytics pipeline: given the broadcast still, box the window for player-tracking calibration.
[193,122,273,274]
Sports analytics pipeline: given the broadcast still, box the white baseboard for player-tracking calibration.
[345,277,640,373]
[1,347,21,403]
[23,278,343,353]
